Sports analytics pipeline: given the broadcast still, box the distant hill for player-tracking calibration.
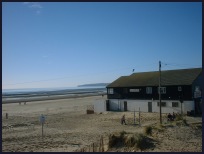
[78,83,110,87]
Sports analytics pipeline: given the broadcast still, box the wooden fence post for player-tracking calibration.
[101,136,104,152]
[93,143,94,152]
[6,113,8,119]
[99,137,101,152]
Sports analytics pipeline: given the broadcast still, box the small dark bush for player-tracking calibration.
[182,119,188,126]
[135,133,147,151]
[120,130,127,138]
[144,126,152,136]
[175,114,183,121]
[108,134,117,148]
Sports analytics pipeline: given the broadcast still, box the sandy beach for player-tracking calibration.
[2,95,202,152]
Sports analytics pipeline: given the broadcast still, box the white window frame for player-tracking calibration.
[146,87,152,94]
[108,88,114,94]
[158,87,166,94]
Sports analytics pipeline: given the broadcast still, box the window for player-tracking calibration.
[158,87,166,94]
[108,88,114,94]
[129,89,140,92]
[157,102,166,107]
[178,86,182,91]
[172,102,179,107]
[146,87,152,94]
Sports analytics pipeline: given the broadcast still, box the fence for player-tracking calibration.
[86,105,94,114]
[140,112,168,124]
[124,110,170,126]
[74,135,109,152]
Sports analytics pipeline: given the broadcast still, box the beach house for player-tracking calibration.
[106,68,202,115]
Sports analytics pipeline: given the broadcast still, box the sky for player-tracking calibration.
[2,2,202,89]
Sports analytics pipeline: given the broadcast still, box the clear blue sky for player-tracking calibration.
[2,2,202,89]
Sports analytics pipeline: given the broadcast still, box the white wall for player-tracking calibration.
[94,100,106,113]
[108,99,194,114]
[127,100,148,112]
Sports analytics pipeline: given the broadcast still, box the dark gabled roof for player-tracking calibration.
[107,68,202,88]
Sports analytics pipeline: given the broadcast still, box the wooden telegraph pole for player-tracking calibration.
[139,107,141,126]
[134,108,136,126]
[159,61,162,124]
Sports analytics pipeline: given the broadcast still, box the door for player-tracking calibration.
[106,100,109,111]
[148,102,152,112]
[124,101,127,111]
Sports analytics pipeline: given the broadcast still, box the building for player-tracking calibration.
[106,68,202,114]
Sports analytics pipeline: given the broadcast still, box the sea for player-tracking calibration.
[2,86,107,104]
[2,86,107,95]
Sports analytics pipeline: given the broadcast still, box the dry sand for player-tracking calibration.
[2,95,202,152]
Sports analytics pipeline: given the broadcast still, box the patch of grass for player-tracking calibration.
[176,121,182,126]
[193,125,202,130]
[182,119,189,126]
[120,130,127,138]
[135,133,154,151]
[124,133,154,151]
[175,114,183,121]
[144,126,152,136]
[109,132,155,151]
[108,134,118,148]
[196,124,202,129]
[124,135,137,147]
[176,119,189,127]
[153,124,165,132]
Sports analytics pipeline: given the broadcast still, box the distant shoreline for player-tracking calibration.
[78,83,109,87]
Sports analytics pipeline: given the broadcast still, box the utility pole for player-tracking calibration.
[159,61,162,124]
[134,108,136,126]
[139,107,141,127]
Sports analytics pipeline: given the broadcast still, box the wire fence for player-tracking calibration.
[86,105,94,114]
[74,135,110,152]
[122,111,173,127]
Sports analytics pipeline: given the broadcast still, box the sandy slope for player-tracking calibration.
[2,95,202,152]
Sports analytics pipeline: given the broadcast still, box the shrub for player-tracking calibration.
[124,135,136,147]
[108,132,154,151]
[108,134,117,148]
[144,126,152,136]
[120,130,127,138]
[135,133,147,151]
[175,114,183,121]
[182,119,188,126]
